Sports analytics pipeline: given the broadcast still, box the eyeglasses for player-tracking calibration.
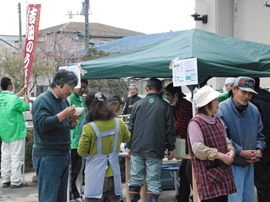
[64,84,74,92]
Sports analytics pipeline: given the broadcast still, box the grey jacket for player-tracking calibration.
[127,93,176,159]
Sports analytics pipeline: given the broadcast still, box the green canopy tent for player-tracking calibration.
[69,28,270,88]
[68,29,270,199]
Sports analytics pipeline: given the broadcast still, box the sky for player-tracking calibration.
[0,0,196,36]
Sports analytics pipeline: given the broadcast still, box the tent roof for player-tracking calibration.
[69,29,270,85]
[96,31,182,53]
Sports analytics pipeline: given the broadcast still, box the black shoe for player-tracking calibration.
[71,198,83,202]
[2,182,11,188]
[10,182,28,188]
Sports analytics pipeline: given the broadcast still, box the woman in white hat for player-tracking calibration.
[188,86,237,202]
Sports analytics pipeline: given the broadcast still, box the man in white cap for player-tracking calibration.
[217,77,236,102]
[223,77,236,93]
[217,76,265,202]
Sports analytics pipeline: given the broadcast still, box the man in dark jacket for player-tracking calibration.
[122,84,141,115]
[127,78,176,202]
[251,78,270,202]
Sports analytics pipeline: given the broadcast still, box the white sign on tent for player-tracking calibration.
[59,65,81,88]
[172,58,198,87]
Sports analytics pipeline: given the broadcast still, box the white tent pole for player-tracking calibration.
[22,93,28,184]
[189,87,201,202]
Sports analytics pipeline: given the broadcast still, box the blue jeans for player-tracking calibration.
[228,164,255,202]
[33,155,70,202]
[128,155,162,195]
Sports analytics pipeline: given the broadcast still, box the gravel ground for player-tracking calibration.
[0,171,177,202]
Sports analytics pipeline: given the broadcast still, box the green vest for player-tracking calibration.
[0,92,29,142]
[70,92,86,149]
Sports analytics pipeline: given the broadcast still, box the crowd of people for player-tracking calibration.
[0,70,270,202]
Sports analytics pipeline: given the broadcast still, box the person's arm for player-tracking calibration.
[122,98,128,115]
[33,100,75,133]
[126,103,137,149]
[56,105,75,122]
[256,114,266,151]
[165,105,176,152]
[226,138,236,154]
[77,124,92,156]
[69,115,80,129]
[220,118,235,154]
[119,119,131,143]
[126,103,137,158]
[216,110,244,155]
[243,113,265,163]
[189,119,234,164]
[14,96,29,112]
[77,116,87,145]
[15,87,27,97]
[167,151,174,160]
[226,137,236,160]
[174,101,192,139]
[215,152,234,165]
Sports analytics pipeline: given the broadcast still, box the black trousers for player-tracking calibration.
[70,149,83,199]
[176,159,192,202]
[254,151,270,202]
[201,195,228,202]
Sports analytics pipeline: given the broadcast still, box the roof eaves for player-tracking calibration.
[0,37,19,50]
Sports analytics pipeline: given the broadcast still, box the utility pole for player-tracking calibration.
[84,0,89,49]
[66,0,90,50]
[18,3,22,49]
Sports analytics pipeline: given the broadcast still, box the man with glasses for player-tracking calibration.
[122,84,141,116]
[32,69,81,202]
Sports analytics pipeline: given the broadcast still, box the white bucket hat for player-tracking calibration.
[193,86,221,108]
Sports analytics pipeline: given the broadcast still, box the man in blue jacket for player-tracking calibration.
[217,76,265,202]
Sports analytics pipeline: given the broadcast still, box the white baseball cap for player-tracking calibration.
[193,86,221,108]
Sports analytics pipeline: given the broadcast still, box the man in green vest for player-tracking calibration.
[0,77,29,188]
[70,79,88,200]
[218,77,236,102]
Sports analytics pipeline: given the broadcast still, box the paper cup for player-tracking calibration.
[74,107,84,115]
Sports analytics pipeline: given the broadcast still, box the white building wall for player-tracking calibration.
[195,0,218,34]
[236,0,270,45]
[216,0,234,37]
[195,0,270,89]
